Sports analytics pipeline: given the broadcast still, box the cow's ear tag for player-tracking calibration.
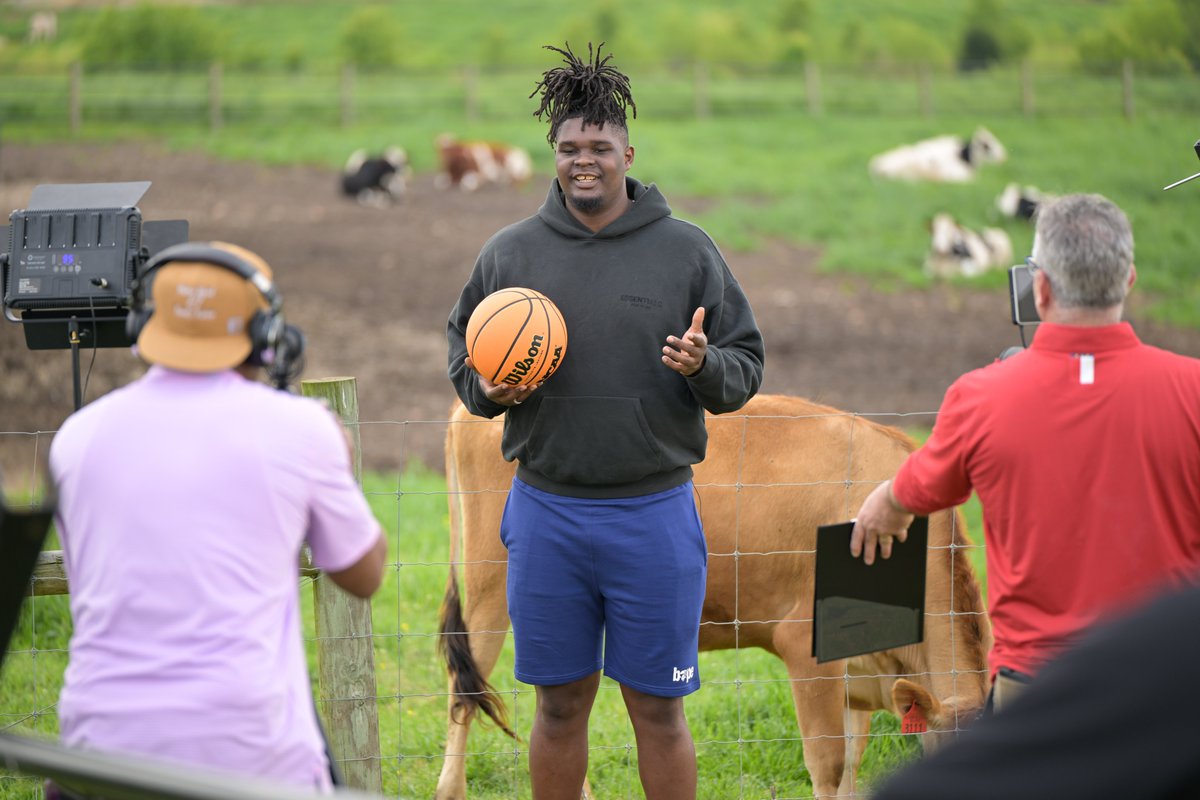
[901,703,927,734]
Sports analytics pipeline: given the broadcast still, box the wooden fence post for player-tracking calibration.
[1020,60,1035,117]
[693,59,710,120]
[208,62,223,131]
[69,62,81,134]
[463,65,479,123]
[340,65,356,128]
[300,376,381,793]
[1122,59,1135,120]
[805,61,823,115]
[918,65,933,117]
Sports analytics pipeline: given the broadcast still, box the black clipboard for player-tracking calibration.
[812,516,928,663]
[0,501,55,671]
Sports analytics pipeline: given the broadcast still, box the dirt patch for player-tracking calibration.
[3,141,1197,479]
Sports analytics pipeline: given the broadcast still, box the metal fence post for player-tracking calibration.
[300,376,381,793]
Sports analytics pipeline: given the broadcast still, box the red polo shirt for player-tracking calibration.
[893,322,1200,678]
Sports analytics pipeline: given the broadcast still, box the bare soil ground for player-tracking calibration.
[3,141,1198,480]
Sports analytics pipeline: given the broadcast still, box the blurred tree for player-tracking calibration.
[80,3,219,69]
[1077,0,1190,74]
[778,0,813,34]
[229,41,270,72]
[476,23,511,67]
[828,19,867,65]
[958,0,1032,71]
[1175,0,1200,67]
[861,18,953,71]
[336,6,402,69]
[282,41,307,74]
[593,0,621,44]
[557,0,647,67]
[776,0,813,64]
[777,30,812,65]
[654,6,767,66]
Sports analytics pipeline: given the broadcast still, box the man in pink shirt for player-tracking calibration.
[851,194,1200,710]
[48,242,386,792]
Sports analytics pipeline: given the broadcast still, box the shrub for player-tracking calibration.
[80,4,219,70]
[958,0,1033,71]
[1077,0,1191,74]
[860,18,953,71]
[336,6,402,69]
[959,26,1003,71]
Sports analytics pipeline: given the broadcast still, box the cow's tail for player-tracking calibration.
[437,412,516,740]
[438,572,516,740]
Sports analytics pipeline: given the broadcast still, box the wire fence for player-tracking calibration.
[0,391,988,800]
[2,60,1198,134]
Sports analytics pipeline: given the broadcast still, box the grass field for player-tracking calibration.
[0,463,986,799]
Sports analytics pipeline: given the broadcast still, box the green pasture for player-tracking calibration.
[3,2,1200,329]
[3,62,1199,327]
[0,465,986,799]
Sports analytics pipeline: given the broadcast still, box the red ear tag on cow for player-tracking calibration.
[901,703,927,734]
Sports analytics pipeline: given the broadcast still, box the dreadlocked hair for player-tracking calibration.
[530,41,637,146]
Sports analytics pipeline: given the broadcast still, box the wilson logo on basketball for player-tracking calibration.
[500,334,545,385]
[465,287,568,388]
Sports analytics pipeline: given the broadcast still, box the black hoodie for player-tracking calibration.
[447,177,764,498]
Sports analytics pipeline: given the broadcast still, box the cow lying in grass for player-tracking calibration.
[869,127,1007,183]
[434,134,533,191]
[925,212,1014,279]
[996,182,1051,221]
[435,393,992,800]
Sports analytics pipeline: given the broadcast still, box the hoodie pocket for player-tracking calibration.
[525,396,664,485]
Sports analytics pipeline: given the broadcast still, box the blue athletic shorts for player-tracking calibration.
[500,477,708,697]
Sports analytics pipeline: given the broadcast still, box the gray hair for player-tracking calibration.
[1033,193,1133,309]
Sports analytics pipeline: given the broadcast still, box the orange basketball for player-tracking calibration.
[466,288,568,387]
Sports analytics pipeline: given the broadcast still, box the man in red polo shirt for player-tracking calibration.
[851,192,1200,710]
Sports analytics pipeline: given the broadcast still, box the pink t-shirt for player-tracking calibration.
[894,323,1200,678]
[49,367,380,790]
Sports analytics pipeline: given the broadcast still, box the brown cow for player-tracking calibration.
[436,394,991,799]
[435,134,533,191]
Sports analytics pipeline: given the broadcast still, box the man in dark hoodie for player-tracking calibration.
[446,42,764,800]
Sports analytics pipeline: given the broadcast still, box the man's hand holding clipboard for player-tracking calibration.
[850,479,916,565]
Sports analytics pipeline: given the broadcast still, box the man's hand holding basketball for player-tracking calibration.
[663,307,707,377]
[466,356,535,407]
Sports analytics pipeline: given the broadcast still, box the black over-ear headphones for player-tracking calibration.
[126,242,306,388]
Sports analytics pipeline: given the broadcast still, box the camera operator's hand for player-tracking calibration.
[465,356,536,408]
[850,480,915,566]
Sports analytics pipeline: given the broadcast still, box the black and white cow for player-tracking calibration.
[870,127,1007,183]
[341,147,410,207]
[925,212,1013,279]
[996,182,1050,221]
